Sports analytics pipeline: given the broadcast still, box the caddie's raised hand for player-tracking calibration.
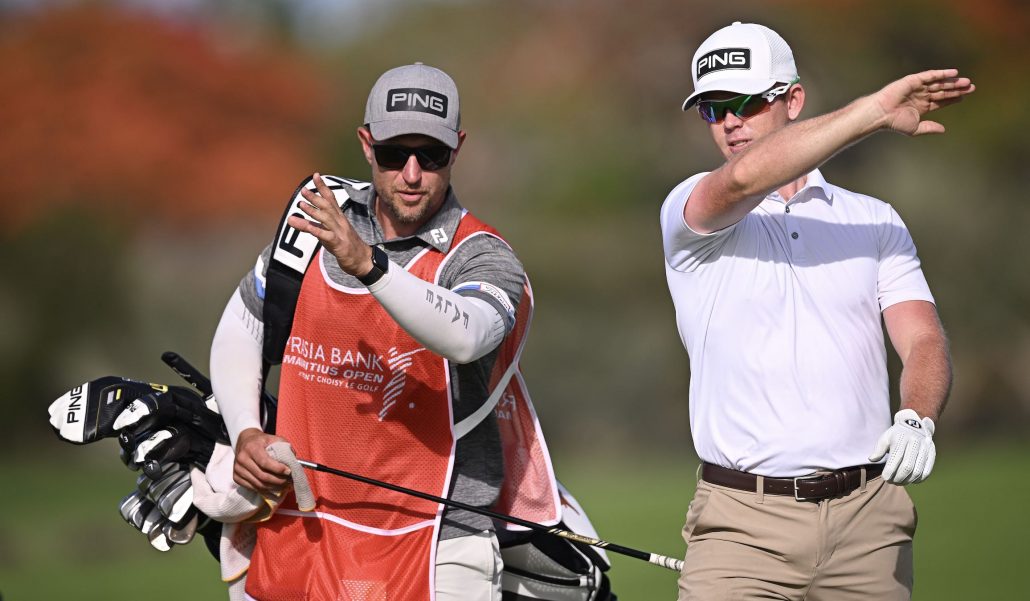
[288,172,374,277]
[869,408,937,485]
[873,68,974,136]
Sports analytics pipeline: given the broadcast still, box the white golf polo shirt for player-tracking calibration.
[661,169,934,477]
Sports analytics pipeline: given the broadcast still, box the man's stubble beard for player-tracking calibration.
[378,192,430,225]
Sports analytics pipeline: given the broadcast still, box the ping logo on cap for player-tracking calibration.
[696,48,751,78]
[387,88,448,118]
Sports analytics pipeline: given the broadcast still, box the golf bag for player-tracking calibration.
[498,482,615,601]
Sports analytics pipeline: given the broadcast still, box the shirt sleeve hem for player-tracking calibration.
[880,293,936,312]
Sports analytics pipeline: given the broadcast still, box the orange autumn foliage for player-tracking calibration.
[0,5,330,234]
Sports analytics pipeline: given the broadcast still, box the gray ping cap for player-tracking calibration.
[364,63,461,149]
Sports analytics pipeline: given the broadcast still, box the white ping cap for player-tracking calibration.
[682,22,798,111]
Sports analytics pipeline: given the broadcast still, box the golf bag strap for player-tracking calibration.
[453,356,518,439]
[262,174,371,367]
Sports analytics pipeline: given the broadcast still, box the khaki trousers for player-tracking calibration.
[677,472,916,601]
[436,530,504,601]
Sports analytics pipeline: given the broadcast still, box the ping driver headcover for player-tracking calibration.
[49,377,227,449]
[49,376,168,444]
[49,356,229,554]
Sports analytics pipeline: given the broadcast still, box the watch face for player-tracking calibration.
[372,245,389,271]
[358,245,388,286]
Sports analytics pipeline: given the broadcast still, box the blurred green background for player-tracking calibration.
[1,0,1027,599]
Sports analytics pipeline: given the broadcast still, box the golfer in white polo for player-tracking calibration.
[661,21,973,600]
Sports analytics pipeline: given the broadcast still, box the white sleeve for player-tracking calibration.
[367,261,509,364]
[210,289,265,449]
[660,172,738,272]
[877,205,934,310]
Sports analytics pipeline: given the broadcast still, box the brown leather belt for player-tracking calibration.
[701,462,885,502]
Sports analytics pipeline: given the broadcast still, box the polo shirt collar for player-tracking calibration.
[801,169,834,203]
[767,169,834,206]
[359,186,463,253]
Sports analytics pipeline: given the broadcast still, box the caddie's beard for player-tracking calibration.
[376,187,444,226]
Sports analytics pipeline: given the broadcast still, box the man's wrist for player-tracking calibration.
[357,245,389,286]
[842,95,889,138]
[234,426,264,450]
[895,408,936,435]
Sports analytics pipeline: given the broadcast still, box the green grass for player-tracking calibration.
[1,443,225,601]
[3,441,1027,600]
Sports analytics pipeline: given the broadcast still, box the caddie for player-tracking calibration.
[660,22,973,600]
[209,63,561,601]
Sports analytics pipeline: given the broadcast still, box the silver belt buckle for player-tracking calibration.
[793,473,823,501]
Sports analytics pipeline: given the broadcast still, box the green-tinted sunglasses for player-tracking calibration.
[697,77,800,124]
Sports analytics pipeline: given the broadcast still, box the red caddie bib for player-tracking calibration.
[246,211,559,601]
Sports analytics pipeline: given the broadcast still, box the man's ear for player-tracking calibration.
[357,126,375,165]
[451,131,467,161]
[787,84,805,121]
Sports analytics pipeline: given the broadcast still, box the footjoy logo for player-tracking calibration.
[696,48,751,78]
[387,88,448,118]
[904,418,922,429]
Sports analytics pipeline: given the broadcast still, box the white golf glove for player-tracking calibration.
[869,408,937,484]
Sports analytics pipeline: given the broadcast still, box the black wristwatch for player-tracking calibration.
[357,245,389,286]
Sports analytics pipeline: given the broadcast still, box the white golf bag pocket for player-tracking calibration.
[497,482,615,601]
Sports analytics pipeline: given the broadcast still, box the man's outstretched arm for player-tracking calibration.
[687,69,975,233]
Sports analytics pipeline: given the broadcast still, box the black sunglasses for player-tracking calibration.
[372,144,453,171]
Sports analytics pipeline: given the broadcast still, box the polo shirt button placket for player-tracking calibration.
[784,202,803,259]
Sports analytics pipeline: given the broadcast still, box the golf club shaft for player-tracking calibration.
[161,352,213,396]
[296,458,684,572]
[163,351,277,432]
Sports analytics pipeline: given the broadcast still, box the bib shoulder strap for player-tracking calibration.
[262,174,371,365]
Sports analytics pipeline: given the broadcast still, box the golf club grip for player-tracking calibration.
[267,442,315,511]
[649,553,685,572]
[161,352,213,396]
[297,459,683,573]
[547,528,683,571]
